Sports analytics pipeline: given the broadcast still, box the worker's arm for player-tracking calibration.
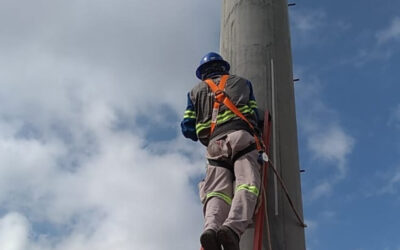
[247,80,260,122]
[180,92,198,141]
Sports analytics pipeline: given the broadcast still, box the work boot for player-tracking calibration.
[200,229,221,250]
[217,225,240,250]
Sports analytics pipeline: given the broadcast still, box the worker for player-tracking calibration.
[181,52,262,250]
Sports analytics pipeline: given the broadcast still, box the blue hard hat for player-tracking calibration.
[196,52,230,80]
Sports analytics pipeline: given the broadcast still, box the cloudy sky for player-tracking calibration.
[0,0,399,250]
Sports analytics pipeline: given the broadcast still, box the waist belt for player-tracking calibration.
[207,143,257,174]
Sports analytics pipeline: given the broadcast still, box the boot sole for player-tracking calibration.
[217,228,240,250]
[200,231,220,250]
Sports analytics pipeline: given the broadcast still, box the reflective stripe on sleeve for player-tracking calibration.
[249,100,258,109]
[184,110,196,119]
[235,184,260,196]
[206,191,232,205]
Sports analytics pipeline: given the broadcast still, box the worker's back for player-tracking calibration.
[189,74,258,146]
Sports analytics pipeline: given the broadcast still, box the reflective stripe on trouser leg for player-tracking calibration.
[199,164,233,232]
[207,191,232,205]
[223,149,261,236]
[235,184,260,197]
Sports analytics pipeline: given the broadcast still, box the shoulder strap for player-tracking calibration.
[204,75,262,151]
[204,75,229,135]
[204,75,229,93]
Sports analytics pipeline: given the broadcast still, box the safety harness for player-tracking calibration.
[199,78,307,250]
[204,75,264,171]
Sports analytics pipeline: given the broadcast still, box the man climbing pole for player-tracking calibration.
[181,52,263,250]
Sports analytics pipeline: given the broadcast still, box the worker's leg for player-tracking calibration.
[199,164,233,250]
[200,133,234,232]
[223,130,261,237]
[199,165,233,232]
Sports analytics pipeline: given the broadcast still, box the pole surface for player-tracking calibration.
[220,0,306,249]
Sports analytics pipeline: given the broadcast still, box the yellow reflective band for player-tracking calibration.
[236,184,259,196]
[249,100,258,109]
[206,192,232,205]
[184,110,196,119]
[196,120,212,132]
[216,105,252,122]
[195,105,254,134]
[184,114,196,119]
[217,109,253,122]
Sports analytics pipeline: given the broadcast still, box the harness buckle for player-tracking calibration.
[214,90,226,104]
[258,151,269,164]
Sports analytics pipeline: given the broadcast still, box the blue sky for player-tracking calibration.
[0,0,399,250]
[291,1,400,249]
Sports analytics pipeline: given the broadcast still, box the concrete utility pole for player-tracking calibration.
[220,0,306,249]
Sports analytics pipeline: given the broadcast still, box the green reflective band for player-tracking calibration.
[196,120,212,133]
[216,105,252,123]
[236,184,259,196]
[206,192,232,205]
[183,110,196,119]
[195,105,254,134]
[249,100,258,109]
[184,114,196,119]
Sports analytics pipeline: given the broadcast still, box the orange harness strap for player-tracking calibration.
[205,75,229,135]
[204,75,263,151]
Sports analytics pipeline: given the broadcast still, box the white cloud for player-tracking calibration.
[295,73,355,200]
[320,210,336,220]
[289,8,351,50]
[0,0,220,249]
[0,0,220,118]
[341,47,393,68]
[376,17,400,44]
[377,167,400,195]
[0,115,206,250]
[304,218,320,250]
[304,218,318,233]
[370,105,400,196]
[308,181,332,200]
[308,126,355,176]
[0,213,30,250]
[388,104,400,129]
[290,9,326,32]
[338,17,400,68]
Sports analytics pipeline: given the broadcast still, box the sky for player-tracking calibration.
[0,1,399,250]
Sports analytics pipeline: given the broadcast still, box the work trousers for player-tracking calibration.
[198,130,261,237]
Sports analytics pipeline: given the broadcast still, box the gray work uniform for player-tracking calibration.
[190,75,262,237]
[199,130,261,236]
[189,75,258,146]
